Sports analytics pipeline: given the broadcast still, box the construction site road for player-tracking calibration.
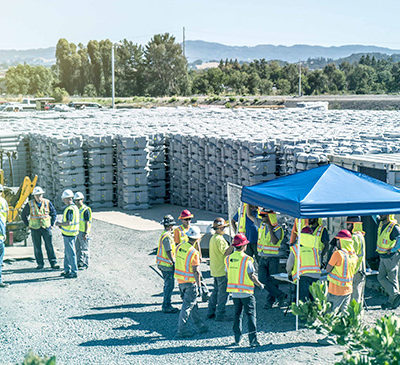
[0,215,393,365]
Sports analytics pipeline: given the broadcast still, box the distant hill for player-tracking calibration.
[185,40,400,63]
[0,47,55,67]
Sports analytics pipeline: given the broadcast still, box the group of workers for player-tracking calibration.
[156,205,400,346]
[0,185,92,287]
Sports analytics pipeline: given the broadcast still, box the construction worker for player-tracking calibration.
[225,233,264,347]
[157,215,178,314]
[174,226,208,338]
[289,218,309,244]
[73,192,92,270]
[376,214,400,309]
[174,209,193,244]
[208,217,234,321]
[326,230,358,312]
[0,184,9,288]
[21,186,59,270]
[55,189,80,279]
[286,226,322,301]
[254,208,286,308]
[232,204,259,262]
[346,216,366,305]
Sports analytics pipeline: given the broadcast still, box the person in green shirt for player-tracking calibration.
[207,217,234,321]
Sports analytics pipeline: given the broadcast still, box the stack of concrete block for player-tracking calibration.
[115,135,149,210]
[84,135,115,208]
[147,133,167,205]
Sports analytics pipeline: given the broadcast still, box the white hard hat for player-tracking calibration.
[0,184,3,192]
[186,226,202,240]
[74,191,84,200]
[32,186,45,195]
[61,189,74,200]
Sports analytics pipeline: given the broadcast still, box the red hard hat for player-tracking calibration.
[301,226,313,234]
[335,229,352,240]
[233,233,249,247]
[179,209,194,220]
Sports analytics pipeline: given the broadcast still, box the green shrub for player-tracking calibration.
[253,98,259,104]
[225,102,232,108]
[51,87,69,103]
[239,97,245,103]
[229,96,236,102]
[190,97,198,103]
[21,351,56,365]
[168,96,177,103]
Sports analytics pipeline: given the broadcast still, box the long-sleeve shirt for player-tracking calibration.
[21,200,57,227]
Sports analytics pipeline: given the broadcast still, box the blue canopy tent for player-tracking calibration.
[241,164,400,329]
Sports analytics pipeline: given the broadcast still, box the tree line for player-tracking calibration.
[4,34,400,98]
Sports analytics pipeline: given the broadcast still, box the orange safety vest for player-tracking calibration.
[156,231,175,268]
[328,242,357,288]
[29,199,51,229]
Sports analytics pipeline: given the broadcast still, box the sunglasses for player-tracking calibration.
[183,218,192,221]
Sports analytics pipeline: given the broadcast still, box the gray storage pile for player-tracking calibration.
[147,133,167,205]
[84,135,115,209]
[29,133,85,209]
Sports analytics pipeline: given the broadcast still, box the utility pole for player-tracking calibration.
[111,45,115,109]
[298,61,302,97]
[183,26,186,58]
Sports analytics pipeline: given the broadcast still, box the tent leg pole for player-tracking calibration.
[296,218,301,331]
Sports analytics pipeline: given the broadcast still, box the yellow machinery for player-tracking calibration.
[0,171,38,245]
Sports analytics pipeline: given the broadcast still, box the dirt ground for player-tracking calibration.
[0,215,394,365]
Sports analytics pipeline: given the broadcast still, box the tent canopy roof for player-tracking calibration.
[241,164,400,218]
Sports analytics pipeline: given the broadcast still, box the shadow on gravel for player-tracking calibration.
[126,344,229,356]
[231,341,322,353]
[91,303,162,311]
[6,276,64,285]
[3,267,57,274]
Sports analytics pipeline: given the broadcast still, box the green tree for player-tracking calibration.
[305,69,329,95]
[347,64,377,94]
[55,39,81,94]
[99,39,113,96]
[276,78,291,95]
[143,33,189,96]
[87,40,104,95]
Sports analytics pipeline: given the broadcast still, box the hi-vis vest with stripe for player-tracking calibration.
[225,251,254,294]
[79,204,92,234]
[60,204,80,237]
[238,203,248,233]
[257,223,284,255]
[291,233,321,282]
[156,231,175,268]
[352,231,366,273]
[0,197,8,242]
[174,242,198,283]
[175,225,189,243]
[29,199,51,229]
[377,221,398,254]
[328,244,358,288]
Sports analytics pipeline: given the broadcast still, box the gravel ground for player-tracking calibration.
[0,219,395,365]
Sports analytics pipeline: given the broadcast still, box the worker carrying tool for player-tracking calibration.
[376,214,400,309]
[286,226,322,302]
[232,204,259,262]
[73,192,92,270]
[207,217,234,321]
[326,230,358,312]
[253,208,286,309]
[346,216,366,305]
[56,189,80,279]
[157,215,178,314]
[21,186,59,270]
[225,233,264,347]
[174,226,208,338]
[0,184,9,288]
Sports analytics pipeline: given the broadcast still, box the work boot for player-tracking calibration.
[60,272,69,277]
[0,282,9,288]
[250,340,261,348]
[198,325,208,334]
[392,295,400,309]
[207,313,216,319]
[51,264,60,270]
[175,329,194,338]
[381,301,393,310]
[277,293,288,306]
[65,273,78,279]
[162,307,179,314]
[36,265,44,270]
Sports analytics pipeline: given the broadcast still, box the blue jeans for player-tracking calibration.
[63,235,78,275]
[0,241,4,283]
[233,295,257,345]
[161,269,174,310]
[75,232,90,267]
[208,276,228,318]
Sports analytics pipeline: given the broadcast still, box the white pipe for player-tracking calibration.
[295,217,301,331]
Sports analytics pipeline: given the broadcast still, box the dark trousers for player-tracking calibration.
[245,242,259,263]
[233,295,257,344]
[161,269,174,310]
[258,256,283,303]
[298,276,319,302]
[31,227,57,266]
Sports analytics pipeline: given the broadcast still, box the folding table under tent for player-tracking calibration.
[240,163,400,329]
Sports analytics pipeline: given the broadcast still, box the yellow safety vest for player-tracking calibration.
[0,197,8,242]
[79,204,92,234]
[328,245,358,288]
[377,221,398,254]
[238,203,247,233]
[175,225,189,243]
[156,231,176,268]
[257,223,284,255]
[225,251,255,294]
[174,242,198,283]
[60,204,80,237]
[291,233,321,282]
[29,199,51,229]
[352,231,366,273]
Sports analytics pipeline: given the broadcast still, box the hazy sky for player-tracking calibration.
[1,0,400,49]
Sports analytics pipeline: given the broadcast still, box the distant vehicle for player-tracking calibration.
[0,104,23,112]
[21,98,36,110]
[297,101,329,111]
[53,104,72,112]
[68,102,102,110]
